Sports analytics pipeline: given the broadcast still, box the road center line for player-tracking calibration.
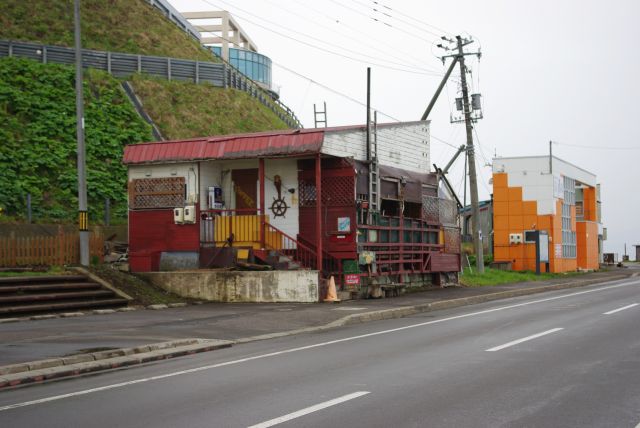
[0,278,638,412]
[603,303,638,315]
[485,328,564,352]
[247,391,370,428]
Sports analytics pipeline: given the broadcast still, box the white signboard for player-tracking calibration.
[553,175,564,199]
[539,232,549,262]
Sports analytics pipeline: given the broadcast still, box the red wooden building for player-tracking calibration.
[123,122,460,298]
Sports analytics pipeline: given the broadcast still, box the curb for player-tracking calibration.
[0,338,232,390]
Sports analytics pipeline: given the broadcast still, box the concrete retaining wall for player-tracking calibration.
[139,270,319,303]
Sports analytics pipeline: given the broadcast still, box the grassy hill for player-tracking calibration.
[130,75,289,140]
[0,0,296,223]
[0,0,215,61]
[0,57,152,222]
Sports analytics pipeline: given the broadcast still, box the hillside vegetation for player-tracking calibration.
[0,0,294,224]
[130,75,289,140]
[0,57,152,221]
[0,0,215,61]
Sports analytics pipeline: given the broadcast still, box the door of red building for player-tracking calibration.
[232,169,258,213]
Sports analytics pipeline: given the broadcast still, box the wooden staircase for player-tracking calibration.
[0,275,128,317]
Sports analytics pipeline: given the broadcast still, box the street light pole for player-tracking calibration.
[74,0,89,266]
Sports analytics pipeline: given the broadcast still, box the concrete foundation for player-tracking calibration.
[139,270,319,303]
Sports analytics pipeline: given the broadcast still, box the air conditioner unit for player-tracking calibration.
[184,205,196,224]
[174,207,184,224]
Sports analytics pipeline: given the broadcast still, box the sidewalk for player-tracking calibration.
[0,268,635,368]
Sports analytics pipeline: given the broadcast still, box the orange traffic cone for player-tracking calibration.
[323,275,340,303]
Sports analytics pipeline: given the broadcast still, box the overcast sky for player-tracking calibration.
[171,0,639,258]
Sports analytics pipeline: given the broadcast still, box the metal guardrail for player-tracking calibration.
[144,0,201,42]
[0,39,302,129]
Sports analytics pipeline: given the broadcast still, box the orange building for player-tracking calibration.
[492,156,602,273]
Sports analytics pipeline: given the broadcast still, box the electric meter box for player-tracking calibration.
[173,208,184,224]
[183,205,196,224]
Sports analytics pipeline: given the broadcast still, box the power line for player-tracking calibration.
[262,0,435,72]
[279,1,440,71]
[371,0,455,38]
[199,0,441,76]
[349,0,442,39]
[327,0,437,45]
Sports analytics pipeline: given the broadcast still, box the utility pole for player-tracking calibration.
[74,0,89,266]
[456,35,484,273]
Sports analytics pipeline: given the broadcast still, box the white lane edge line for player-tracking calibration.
[603,303,638,315]
[485,328,564,352]
[1,278,638,412]
[247,391,370,428]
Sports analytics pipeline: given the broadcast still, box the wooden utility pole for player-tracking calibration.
[456,36,484,273]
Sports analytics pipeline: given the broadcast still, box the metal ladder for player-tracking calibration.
[314,102,327,128]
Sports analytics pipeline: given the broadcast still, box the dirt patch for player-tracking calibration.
[89,265,191,306]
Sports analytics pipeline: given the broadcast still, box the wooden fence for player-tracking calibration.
[0,229,104,267]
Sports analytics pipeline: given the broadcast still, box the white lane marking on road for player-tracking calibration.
[1,278,638,412]
[247,391,370,428]
[603,303,638,315]
[485,328,564,352]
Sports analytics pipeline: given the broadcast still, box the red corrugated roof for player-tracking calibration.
[123,129,326,165]
[123,122,426,165]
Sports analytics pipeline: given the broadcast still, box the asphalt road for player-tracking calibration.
[1,276,639,427]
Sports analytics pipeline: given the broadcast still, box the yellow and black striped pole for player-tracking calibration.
[79,211,89,232]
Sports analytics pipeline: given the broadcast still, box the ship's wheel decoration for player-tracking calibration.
[270,175,289,218]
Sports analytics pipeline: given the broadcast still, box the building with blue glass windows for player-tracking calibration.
[181,10,274,93]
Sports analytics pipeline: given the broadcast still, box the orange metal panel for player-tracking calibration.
[522,201,537,215]
[494,246,509,261]
[494,231,509,246]
[508,216,524,230]
[509,245,523,261]
[523,215,538,230]
[495,215,509,231]
[493,173,508,188]
[508,201,523,216]
[524,244,536,259]
[508,187,523,201]
[494,201,509,216]
[494,187,508,203]
[537,216,551,230]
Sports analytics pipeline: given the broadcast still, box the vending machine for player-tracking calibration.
[208,186,224,210]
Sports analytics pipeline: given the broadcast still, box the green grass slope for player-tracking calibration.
[130,75,289,140]
[0,0,215,61]
[0,57,152,222]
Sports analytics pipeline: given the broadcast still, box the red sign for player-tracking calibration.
[344,274,361,286]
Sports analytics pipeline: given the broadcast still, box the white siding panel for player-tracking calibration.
[264,158,299,238]
[322,122,430,173]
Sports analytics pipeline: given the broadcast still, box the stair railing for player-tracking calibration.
[262,223,317,270]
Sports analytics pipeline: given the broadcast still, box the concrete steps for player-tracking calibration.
[252,250,300,270]
[0,275,128,317]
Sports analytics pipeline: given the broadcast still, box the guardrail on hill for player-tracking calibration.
[0,39,302,129]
